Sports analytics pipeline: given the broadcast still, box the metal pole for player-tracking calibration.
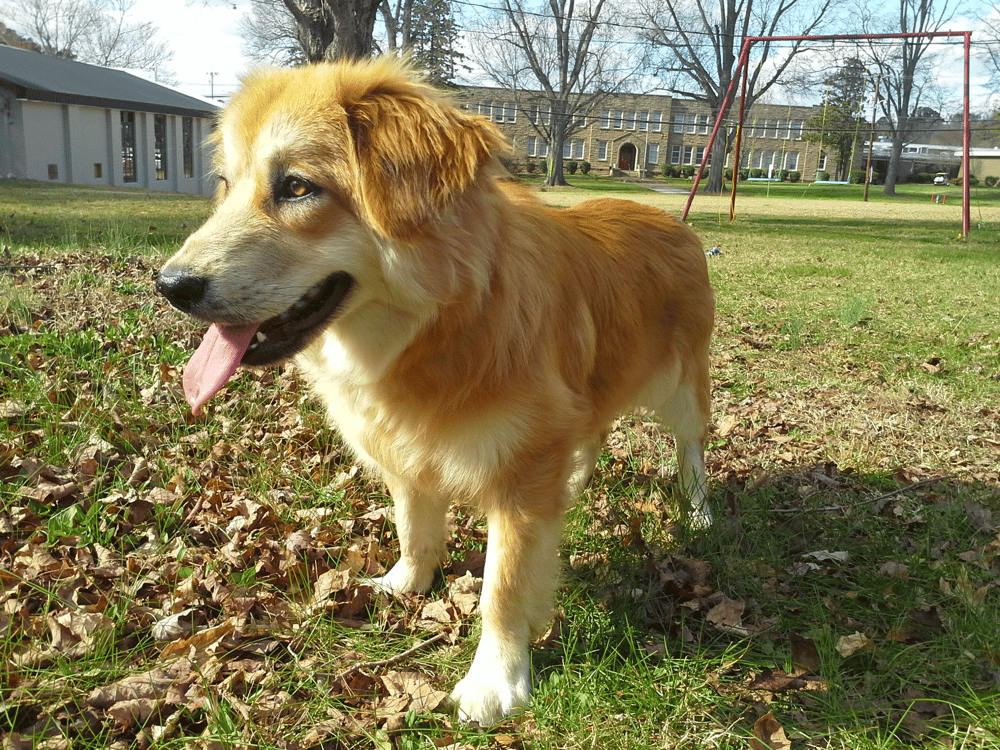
[863,75,880,202]
[729,43,752,223]
[962,32,971,237]
[682,39,751,221]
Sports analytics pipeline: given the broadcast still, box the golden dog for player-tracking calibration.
[157,57,714,725]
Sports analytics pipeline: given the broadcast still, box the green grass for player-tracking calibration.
[2,179,998,749]
[1,179,211,252]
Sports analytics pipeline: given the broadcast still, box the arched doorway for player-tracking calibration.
[617,143,637,171]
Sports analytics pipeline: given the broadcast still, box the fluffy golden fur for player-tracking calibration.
[158,57,714,724]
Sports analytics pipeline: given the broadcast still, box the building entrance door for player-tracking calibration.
[617,143,637,170]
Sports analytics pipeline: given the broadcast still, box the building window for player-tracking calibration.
[563,139,585,160]
[526,136,548,158]
[650,112,662,132]
[686,114,697,134]
[505,103,516,122]
[818,151,827,171]
[597,140,609,161]
[613,110,624,129]
[47,164,58,180]
[154,114,168,181]
[600,110,611,129]
[789,120,803,139]
[673,115,684,134]
[182,117,194,179]
[624,110,636,130]
[670,145,682,164]
[683,145,693,164]
[121,111,136,183]
[94,163,102,179]
[784,151,799,170]
[698,114,711,135]
[646,142,659,165]
[757,150,777,171]
[695,146,705,165]
[637,111,648,131]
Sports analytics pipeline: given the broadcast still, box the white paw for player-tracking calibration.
[368,558,435,595]
[450,640,530,725]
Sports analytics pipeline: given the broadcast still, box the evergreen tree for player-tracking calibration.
[804,57,868,180]
[408,0,464,87]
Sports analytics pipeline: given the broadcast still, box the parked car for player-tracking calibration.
[933,172,949,185]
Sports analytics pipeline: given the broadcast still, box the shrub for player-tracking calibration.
[779,169,790,182]
[739,169,749,180]
[524,159,537,174]
[724,168,734,181]
[788,171,802,183]
[539,159,547,176]
[566,160,578,175]
[681,165,696,178]
[816,171,830,181]
[749,168,764,179]
[580,161,591,175]
[498,155,519,175]
[849,170,866,184]
[984,175,998,188]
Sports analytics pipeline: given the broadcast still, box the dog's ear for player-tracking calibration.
[339,63,506,238]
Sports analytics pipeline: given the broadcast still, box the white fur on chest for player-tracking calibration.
[296,307,529,498]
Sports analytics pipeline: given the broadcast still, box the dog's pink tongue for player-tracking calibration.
[182,324,258,415]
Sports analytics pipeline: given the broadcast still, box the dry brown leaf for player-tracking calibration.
[311,568,352,605]
[48,609,114,657]
[706,595,745,629]
[750,712,792,750]
[836,631,873,657]
[88,668,180,709]
[159,619,236,661]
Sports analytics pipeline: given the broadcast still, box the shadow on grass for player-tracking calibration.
[533,463,999,746]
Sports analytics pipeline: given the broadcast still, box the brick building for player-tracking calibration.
[457,84,844,181]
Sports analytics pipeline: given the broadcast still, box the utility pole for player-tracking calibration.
[208,72,219,100]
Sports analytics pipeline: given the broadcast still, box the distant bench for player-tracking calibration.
[812,180,851,185]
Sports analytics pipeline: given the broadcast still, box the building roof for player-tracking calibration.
[0,44,218,118]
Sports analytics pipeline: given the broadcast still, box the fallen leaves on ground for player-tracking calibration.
[3,249,999,747]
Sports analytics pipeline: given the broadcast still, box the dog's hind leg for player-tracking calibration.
[567,431,606,497]
[371,475,450,594]
[639,370,712,527]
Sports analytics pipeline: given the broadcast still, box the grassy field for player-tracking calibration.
[2,178,999,749]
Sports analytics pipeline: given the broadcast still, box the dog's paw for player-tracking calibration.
[449,647,531,725]
[368,559,435,595]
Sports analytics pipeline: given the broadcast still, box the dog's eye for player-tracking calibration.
[277,176,318,202]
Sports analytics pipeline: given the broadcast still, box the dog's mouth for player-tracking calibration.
[243,271,355,366]
[182,271,354,414]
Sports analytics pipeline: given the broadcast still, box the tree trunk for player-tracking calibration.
[282,0,379,62]
[546,118,569,186]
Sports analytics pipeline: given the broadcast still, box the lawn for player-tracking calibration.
[2,179,999,749]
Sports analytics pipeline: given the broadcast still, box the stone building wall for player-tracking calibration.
[457,85,835,181]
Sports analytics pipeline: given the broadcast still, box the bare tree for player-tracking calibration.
[239,0,380,62]
[859,0,963,196]
[9,0,174,79]
[636,0,835,193]
[78,0,175,76]
[976,10,1000,95]
[471,0,647,186]
[241,0,305,65]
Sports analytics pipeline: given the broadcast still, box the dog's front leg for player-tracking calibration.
[371,475,450,594]
[451,505,564,724]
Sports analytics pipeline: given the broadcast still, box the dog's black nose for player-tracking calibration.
[157,272,208,313]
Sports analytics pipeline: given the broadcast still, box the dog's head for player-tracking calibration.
[157,57,505,412]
